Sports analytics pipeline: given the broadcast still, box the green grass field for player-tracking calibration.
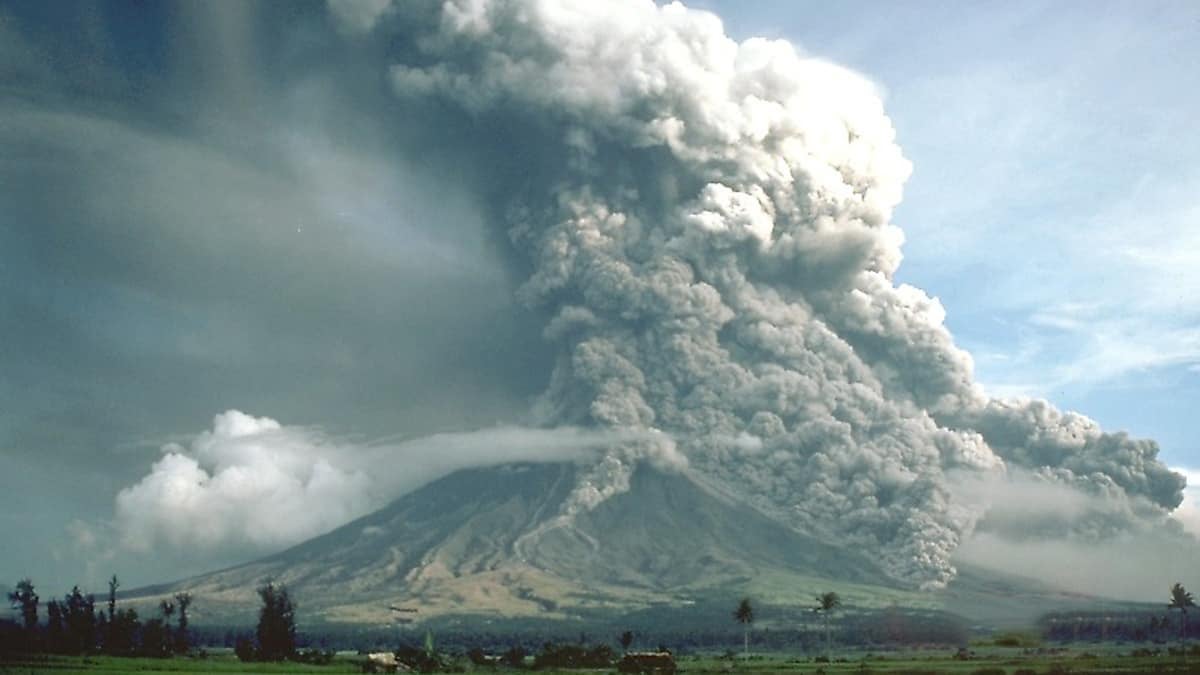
[4,645,1200,674]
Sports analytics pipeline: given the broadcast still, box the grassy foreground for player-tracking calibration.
[4,647,1200,674]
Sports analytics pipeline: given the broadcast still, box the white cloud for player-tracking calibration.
[114,411,374,555]
[110,410,641,563]
[956,530,1199,602]
[953,467,1200,600]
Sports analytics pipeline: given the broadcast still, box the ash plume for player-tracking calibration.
[330,0,1185,588]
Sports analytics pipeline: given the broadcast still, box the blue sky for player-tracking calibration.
[703,0,1200,468]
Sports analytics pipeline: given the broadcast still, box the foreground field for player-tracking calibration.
[4,647,1200,674]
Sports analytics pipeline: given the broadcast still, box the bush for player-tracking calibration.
[991,630,1040,648]
[466,646,491,666]
[234,636,256,662]
[532,642,613,669]
[501,645,527,668]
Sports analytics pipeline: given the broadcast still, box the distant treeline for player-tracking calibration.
[172,608,971,654]
[5,578,976,658]
[1038,610,1198,644]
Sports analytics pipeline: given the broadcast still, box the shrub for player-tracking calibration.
[234,636,256,662]
[532,642,613,669]
[501,645,527,668]
[466,646,490,666]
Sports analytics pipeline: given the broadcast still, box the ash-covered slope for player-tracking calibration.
[133,463,906,624]
[132,462,1103,628]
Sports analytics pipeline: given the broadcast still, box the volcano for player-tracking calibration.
[129,463,1100,628]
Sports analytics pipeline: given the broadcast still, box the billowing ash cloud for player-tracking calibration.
[1173,467,1200,537]
[113,411,640,561]
[328,0,1187,588]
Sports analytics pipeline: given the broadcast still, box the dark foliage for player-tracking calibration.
[501,644,527,667]
[173,592,193,654]
[465,646,485,664]
[0,619,24,656]
[234,635,256,662]
[61,586,97,654]
[254,581,297,661]
[44,601,64,652]
[6,579,38,632]
[106,608,140,655]
[139,618,171,658]
[395,644,455,672]
[1039,609,1200,643]
[532,642,614,669]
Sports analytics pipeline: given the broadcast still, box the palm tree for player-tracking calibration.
[106,576,119,622]
[173,592,193,654]
[813,592,841,661]
[1168,583,1196,653]
[733,598,754,658]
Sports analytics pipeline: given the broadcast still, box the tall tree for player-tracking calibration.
[159,600,176,654]
[45,600,65,653]
[6,579,38,632]
[104,575,119,652]
[733,597,754,658]
[106,576,119,622]
[813,592,841,661]
[255,581,296,661]
[619,630,634,653]
[140,618,170,658]
[1168,583,1196,653]
[63,586,97,654]
[107,608,139,655]
[173,592,192,654]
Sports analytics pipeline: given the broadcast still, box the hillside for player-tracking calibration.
[128,463,1108,628]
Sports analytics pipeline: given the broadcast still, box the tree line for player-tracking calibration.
[3,576,307,663]
[3,576,191,657]
[7,575,1196,663]
[1038,582,1197,649]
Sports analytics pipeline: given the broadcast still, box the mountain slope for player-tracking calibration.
[130,463,1100,627]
